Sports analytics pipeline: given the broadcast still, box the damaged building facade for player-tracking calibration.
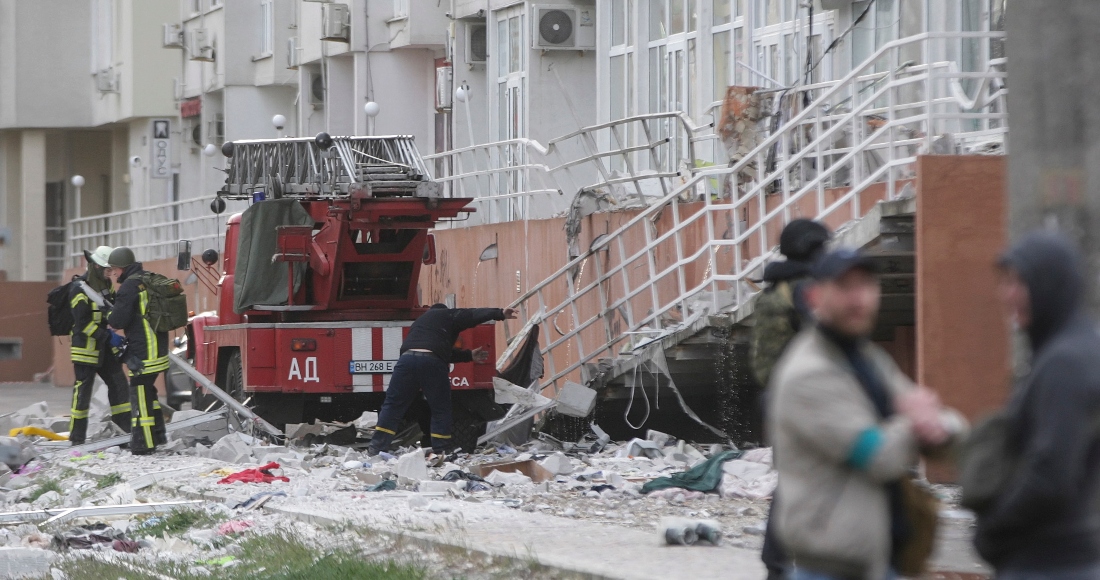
[20,0,1010,444]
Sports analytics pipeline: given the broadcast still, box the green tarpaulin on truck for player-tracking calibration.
[233,199,314,314]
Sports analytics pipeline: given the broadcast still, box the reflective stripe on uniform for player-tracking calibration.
[374,426,396,435]
[70,293,104,364]
[136,384,155,448]
[134,288,169,375]
[430,433,452,439]
[111,403,131,415]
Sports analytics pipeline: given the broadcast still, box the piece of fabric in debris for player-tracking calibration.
[217,520,253,535]
[365,480,397,492]
[441,470,489,483]
[217,462,290,485]
[641,450,741,494]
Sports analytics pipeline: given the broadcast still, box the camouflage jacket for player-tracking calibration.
[751,279,810,387]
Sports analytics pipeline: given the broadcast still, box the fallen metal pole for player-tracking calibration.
[0,500,204,525]
[167,352,283,439]
[37,408,231,459]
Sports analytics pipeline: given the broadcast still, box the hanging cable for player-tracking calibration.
[804,0,878,83]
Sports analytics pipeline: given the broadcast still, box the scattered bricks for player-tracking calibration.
[554,381,597,418]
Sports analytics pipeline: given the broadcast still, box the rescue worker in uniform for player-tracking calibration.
[68,246,131,445]
[368,304,517,455]
[104,247,168,455]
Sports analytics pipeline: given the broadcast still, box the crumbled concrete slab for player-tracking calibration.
[0,547,57,579]
[555,381,597,418]
[395,448,427,481]
[207,434,253,464]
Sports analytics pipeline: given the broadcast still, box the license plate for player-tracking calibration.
[349,360,398,374]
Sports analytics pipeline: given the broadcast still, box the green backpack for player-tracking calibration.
[139,273,189,332]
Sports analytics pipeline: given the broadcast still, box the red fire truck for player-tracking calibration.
[180,134,503,449]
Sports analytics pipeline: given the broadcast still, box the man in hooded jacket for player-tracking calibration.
[68,246,132,444]
[975,232,1100,579]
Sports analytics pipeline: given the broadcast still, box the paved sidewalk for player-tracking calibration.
[0,382,72,415]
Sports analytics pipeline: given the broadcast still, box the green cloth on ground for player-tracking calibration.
[641,449,741,494]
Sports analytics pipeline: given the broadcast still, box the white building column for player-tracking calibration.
[19,130,46,281]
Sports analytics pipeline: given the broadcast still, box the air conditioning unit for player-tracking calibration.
[465,22,487,63]
[532,5,596,51]
[163,23,184,48]
[188,28,215,61]
[309,73,325,107]
[435,65,453,111]
[188,120,202,148]
[95,69,119,93]
[287,37,300,69]
[321,3,349,42]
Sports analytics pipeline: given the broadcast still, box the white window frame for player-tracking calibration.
[190,0,202,16]
[259,0,274,58]
[492,6,528,222]
[711,0,747,104]
[751,0,833,89]
[607,0,637,172]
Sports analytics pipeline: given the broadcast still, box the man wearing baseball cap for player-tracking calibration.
[768,247,965,579]
[67,246,131,444]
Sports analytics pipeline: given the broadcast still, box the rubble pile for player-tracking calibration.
[0,400,789,578]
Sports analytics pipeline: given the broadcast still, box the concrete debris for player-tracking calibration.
[0,547,58,579]
[395,448,428,481]
[207,434,253,464]
[554,381,597,418]
[0,398,805,576]
[538,452,574,475]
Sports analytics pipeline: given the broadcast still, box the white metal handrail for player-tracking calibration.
[425,112,711,225]
[67,197,246,268]
[506,31,1007,395]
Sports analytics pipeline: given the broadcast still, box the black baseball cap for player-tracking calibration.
[812,247,879,281]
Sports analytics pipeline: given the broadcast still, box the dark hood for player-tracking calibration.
[762,259,812,283]
[1000,232,1085,350]
[84,262,111,294]
[117,262,144,284]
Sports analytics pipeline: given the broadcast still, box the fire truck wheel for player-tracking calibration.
[225,351,244,401]
[451,407,485,454]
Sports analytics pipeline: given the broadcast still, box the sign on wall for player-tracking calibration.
[151,119,172,179]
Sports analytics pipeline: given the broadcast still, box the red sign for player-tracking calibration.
[181,98,202,119]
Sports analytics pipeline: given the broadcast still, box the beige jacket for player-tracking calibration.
[768,327,920,580]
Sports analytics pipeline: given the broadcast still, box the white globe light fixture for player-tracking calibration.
[455,86,468,102]
[71,175,85,220]
[363,101,380,117]
[272,114,287,131]
[203,143,217,157]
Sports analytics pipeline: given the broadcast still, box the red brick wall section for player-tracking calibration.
[916,155,1010,418]
[916,155,1009,481]
[0,281,58,382]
